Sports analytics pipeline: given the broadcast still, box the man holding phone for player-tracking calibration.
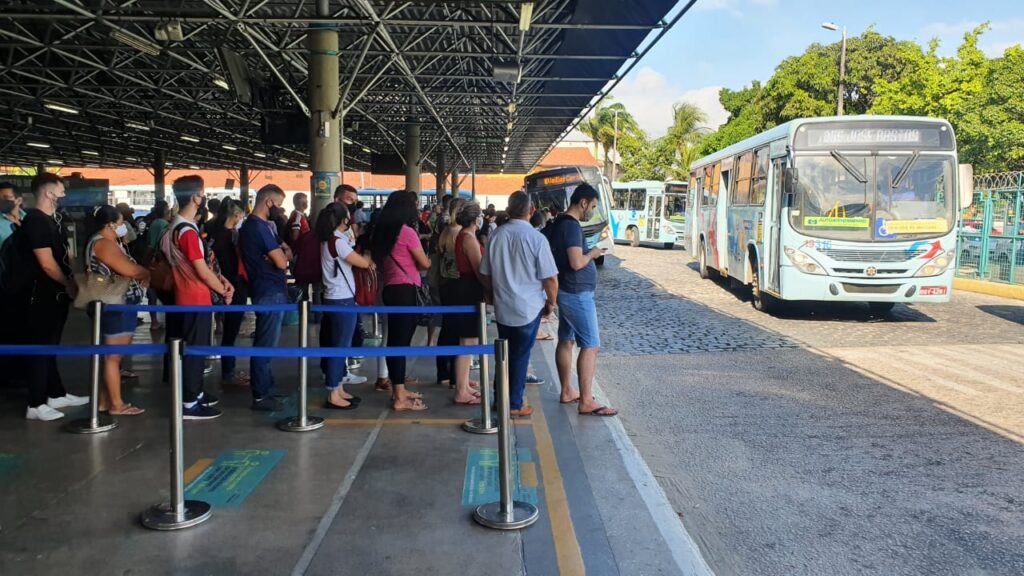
[546,183,617,417]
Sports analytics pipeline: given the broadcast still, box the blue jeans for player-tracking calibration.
[556,290,601,349]
[322,297,357,389]
[251,292,287,400]
[496,311,542,410]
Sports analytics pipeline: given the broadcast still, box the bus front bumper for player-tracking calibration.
[778,267,954,303]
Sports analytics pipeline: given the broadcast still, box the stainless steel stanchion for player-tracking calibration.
[66,300,117,434]
[141,338,212,530]
[278,300,325,432]
[473,339,539,530]
[206,311,220,359]
[371,312,382,339]
[463,302,497,434]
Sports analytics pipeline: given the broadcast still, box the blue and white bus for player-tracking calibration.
[688,115,973,314]
[664,180,688,241]
[609,180,677,248]
[525,165,614,265]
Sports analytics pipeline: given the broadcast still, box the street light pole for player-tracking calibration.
[612,108,621,183]
[822,22,847,116]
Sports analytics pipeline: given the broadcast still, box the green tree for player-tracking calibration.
[664,102,708,178]
[579,101,644,179]
[619,134,675,181]
[697,82,762,157]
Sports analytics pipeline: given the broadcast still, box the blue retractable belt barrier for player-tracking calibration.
[105,304,295,313]
[184,345,492,358]
[311,304,476,314]
[0,344,166,357]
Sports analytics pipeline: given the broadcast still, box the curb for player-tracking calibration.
[954,277,1024,301]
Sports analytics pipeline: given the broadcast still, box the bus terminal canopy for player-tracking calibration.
[0,0,690,175]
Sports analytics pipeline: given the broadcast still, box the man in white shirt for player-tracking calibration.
[479,191,558,417]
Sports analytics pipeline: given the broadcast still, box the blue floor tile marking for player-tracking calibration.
[185,449,285,507]
[0,452,22,478]
[461,447,538,506]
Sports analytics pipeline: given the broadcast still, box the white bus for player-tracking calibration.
[525,165,614,265]
[609,180,677,248]
[688,115,973,314]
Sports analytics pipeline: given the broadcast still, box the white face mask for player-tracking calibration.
[115,223,128,238]
[476,215,484,229]
[235,217,245,230]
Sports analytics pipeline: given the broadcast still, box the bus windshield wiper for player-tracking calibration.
[890,151,920,190]
[829,150,868,183]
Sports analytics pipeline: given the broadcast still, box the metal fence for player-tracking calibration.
[956,172,1024,286]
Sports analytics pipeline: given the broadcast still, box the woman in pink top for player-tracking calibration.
[370,191,431,411]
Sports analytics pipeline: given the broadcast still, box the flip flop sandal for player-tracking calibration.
[404,377,419,386]
[559,398,580,404]
[536,333,554,341]
[374,379,392,392]
[392,398,428,412]
[579,406,618,417]
[454,396,482,406]
[120,369,139,379]
[109,404,145,416]
[341,396,362,404]
[324,400,358,411]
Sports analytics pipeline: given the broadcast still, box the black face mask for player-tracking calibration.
[0,199,15,215]
[269,206,284,221]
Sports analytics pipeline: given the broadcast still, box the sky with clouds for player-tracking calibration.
[609,0,1024,138]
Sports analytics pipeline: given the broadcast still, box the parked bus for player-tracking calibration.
[610,180,677,248]
[688,115,973,314]
[664,180,688,241]
[525,165,614,265]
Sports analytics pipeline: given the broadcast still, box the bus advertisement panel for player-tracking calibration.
[525,166,614,264]
[688,116,970,315]
[609,180,677,248]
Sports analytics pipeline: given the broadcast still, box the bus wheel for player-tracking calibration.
[595,256,605,267]
[868,302,895,315]
[751,262,775,313]
[626,226,640,247]
[699,240,710,279]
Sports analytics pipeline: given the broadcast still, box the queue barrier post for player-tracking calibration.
[473,339,539,530]
[371,312,382,339]
[141,338,212,530]
[278,300,325,432]
[463,302,497,435]
[66,300,118,434]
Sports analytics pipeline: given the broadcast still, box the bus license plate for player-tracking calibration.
[920,286,948,296]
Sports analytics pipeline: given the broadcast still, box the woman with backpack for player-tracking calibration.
[317,203,374,410]
[87,205,150,415]
[209,199,250,386]
[444,200,486,406]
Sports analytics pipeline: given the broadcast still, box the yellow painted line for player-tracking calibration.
[323,418,530,426]
[954,277,1024,301]
[519,461,538,488]
[183,458,214,484]
[528,388,585,576]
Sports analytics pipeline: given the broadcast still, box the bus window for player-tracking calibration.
[751,146,769,205]
[711,164,721,204]
[733,151,753,205]
[612,188,628,210]
[629,189,645,211]
[695,175,704,207]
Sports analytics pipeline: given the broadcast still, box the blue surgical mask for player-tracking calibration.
[115,223,128,238]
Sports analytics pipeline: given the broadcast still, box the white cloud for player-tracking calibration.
[609,66,729,139]
[919,19,1024,57]
[695,0,778,17]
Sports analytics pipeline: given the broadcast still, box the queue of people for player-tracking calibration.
[0,174,616,423]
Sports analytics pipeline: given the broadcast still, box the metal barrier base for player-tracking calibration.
[64,414,118,434]
[473,501,539,530]
[462,417,498,435]
[140,501,212,531]
[277,415,325,432]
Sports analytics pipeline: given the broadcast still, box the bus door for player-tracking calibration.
[646,191,662,241]
[716,159,732,273]
[766,157,785,293]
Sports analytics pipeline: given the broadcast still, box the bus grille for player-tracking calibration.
[821,248,926,262]
[841,283,901,294]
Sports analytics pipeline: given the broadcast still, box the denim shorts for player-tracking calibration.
[557,290,600,349]
[101,310,137,338]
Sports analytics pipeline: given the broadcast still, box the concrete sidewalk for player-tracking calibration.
[0,314,709,575]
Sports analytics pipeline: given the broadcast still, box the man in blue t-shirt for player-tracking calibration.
[547,183,617,417]
[239,184,291,411]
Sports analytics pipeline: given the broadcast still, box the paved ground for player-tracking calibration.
[592,246,1024,576]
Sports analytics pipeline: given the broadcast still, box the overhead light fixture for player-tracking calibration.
[126,121,150,131]
[343,138,353,145]
[189,165,200,170]
[47,159,63,165]
[155,21,185,42]
[82,150,99,156]
[44,102,79,115]
[27,142,50,148]
[110,29,161,56]
[507,121,514,131]
[221,144,238,151]
[519,2,535,32]
[166,162,174,167]
[821,22,839,31]
[299,163,309,168]
[212,77,230,91]
[254,152,266,158]
[508,102,517,114]
[180,135,200,143]
[504,136,510,142]
[126,156,139,162]
[492,62,521,83]
[85,163,99,168]
[362,147,371,153]
[279,158,289,164]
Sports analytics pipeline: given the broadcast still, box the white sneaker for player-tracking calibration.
[47,394,90,409]
[27,404,65,421]
[340,374,368,385]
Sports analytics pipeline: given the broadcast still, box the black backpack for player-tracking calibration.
[0,226,34,297]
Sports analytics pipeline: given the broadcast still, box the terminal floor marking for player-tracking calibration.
[323,417,531,426]
[461,447,539,506]
[185,449,285,507]
[528,388,586,576]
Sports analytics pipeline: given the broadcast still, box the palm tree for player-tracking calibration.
[582,102,643,179]
[665,102,708,178]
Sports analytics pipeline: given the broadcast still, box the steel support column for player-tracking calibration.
[405,121,421,194]
[240,165,250,210]
[452,167,460,196]
[309,0,340,223]
[435,149,446,197]
[153,151,165,203]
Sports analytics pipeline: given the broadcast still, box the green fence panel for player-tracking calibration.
[957,172,1024,286]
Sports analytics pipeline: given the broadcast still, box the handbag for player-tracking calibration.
[73,272,130,310]
[389,253,432,326]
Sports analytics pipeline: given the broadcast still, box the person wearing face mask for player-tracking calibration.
[86,205,150,415]
[546,183,617,417]
[0,182,26,245]
[334,184,362,242]
[209,199,250,386]
[16,173,88,421]
[163,175,235,420]
[239,184,292,412]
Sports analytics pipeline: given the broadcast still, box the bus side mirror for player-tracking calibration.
[958,163,974,209]
[784,167,798,207]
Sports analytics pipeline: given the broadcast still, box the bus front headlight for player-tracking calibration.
[784,247,827,275]
[914,252,952,277]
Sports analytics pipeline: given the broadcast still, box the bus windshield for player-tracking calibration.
[527,168,610,233]
[791,153,955,241]
[665,194,687,223]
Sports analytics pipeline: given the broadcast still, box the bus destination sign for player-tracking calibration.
[796,122,952,150]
